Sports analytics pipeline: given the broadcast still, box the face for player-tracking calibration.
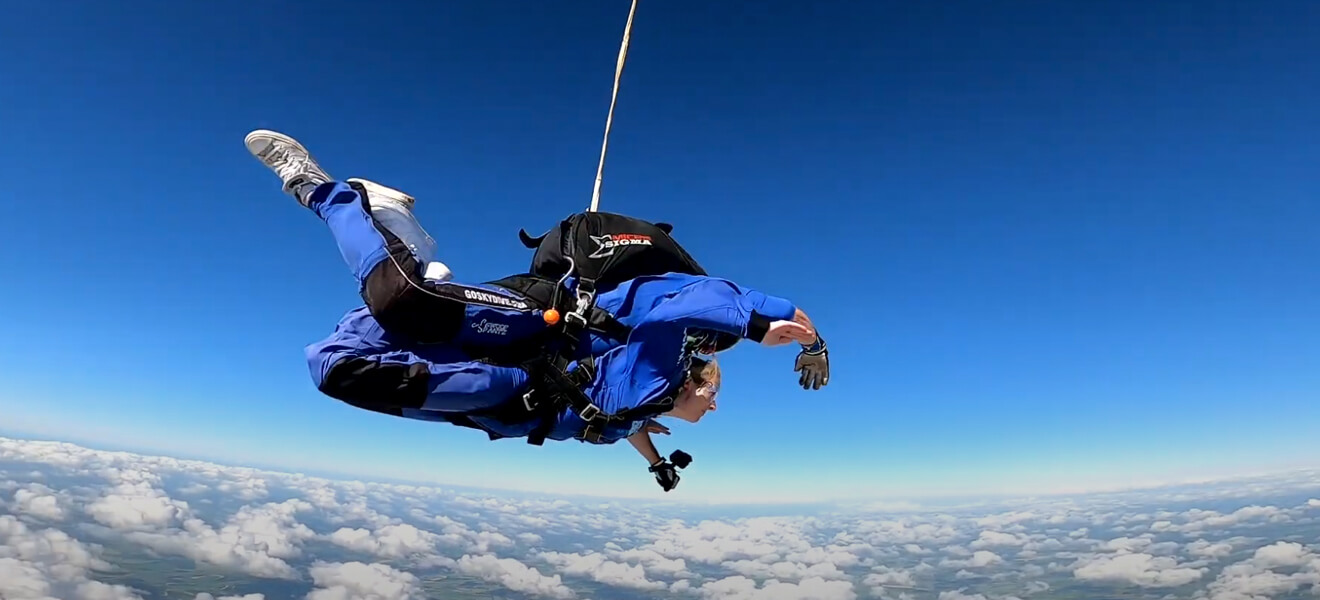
[667,379,719,423]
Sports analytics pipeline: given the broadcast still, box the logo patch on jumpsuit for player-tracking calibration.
[471,319,510,336]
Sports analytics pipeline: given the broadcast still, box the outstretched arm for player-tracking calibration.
[641,289,831,391]
[793,308,820,342]
[628,428,663,466]
[629,424,682,492]
[615,279,830,408]
[633,277,801,344]
[759,308,821,346]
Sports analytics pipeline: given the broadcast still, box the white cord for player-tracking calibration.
[589,0,639,213]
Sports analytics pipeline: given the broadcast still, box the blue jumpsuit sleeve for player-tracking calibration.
[576,278,800,442]
[571,321,691,445]
[635,277,799,340]
[740,286,798,323]
[576,278,800,438]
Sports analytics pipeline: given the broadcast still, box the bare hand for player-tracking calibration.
[761,320,816,347]
[644,420,670,435]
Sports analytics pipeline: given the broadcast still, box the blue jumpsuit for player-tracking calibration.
[300,181,799,444]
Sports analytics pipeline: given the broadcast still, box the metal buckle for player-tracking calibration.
[566,289,594,325]
[577,403,601,421]
[522,390,536,411]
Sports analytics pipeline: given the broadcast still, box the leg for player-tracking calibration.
[245,130,538,345]
[309,180,539,344]
[306,306,531,415]
[351,178,449,280]
[243,129,452,283]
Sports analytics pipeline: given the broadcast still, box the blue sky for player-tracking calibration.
[0,0,1317,503]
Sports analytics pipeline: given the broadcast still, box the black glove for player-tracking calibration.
[794,334,830,390]
[649,459,680,492]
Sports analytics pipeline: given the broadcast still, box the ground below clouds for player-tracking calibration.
[1,436,1318,600]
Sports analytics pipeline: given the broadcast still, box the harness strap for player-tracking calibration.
[470,274,669,446]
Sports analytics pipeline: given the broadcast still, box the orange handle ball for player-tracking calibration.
[543,309,560,325]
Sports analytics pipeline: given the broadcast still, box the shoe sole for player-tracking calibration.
[348,177,417,208]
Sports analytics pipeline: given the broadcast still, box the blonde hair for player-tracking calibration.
[688,356,721,390]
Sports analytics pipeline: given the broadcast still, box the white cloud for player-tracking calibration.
[1249,541,1312,569]
[938,590,987,600]
[1073,553,1207,587]
[606,546,694,578]
[0,515,144,600]
[1100,536,1153,553]
[940,550,1003,569]
[0,558,54,599]
[457,554,575,599]
[537,550,668,590]
[975,511,1038,529]
[4,436,1320,600]
[721,557,849,582]
[641,518,811,564]
[120,499,316,579]
[215,477,268,502]
[327,523,440,560]
[1186,539,1235,559]
[969,531,1028,548]
[863,564,917,590]
[1171,505,1289,533]
[305,561,421,600]
[696,575,857,600]
[786,544,865,569]
[854,518,962,548]
[1198,542,1320,600]
[88,481,190,530]
[10,483,68,521]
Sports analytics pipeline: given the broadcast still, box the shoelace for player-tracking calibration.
[260,143,317,185]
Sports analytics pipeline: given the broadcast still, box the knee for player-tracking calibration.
[318,356,431,413]
[361,263,466,343]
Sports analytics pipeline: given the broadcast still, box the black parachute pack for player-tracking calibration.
[515,211,739,356]
[518,211,708,292]
[448,211,713,446]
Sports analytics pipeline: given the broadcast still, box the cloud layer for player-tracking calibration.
[1,436,1318,599]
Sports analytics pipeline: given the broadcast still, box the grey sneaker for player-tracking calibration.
[348,177,416,212]
[244,129,332,207]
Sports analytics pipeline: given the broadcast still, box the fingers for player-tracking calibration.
[785,322,812,342]
[764,321,812,347]
[797,365,827,390]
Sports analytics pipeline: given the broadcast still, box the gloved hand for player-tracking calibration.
[649,459,680,492]
[794,335,829,390]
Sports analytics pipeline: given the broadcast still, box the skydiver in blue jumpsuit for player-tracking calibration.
[243,129,831,490]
